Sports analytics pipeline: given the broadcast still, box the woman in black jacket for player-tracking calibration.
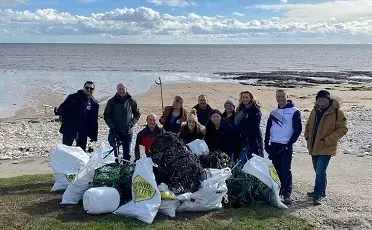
[205,110,236,161]
[235,91,264,161]
[222,98,241,160]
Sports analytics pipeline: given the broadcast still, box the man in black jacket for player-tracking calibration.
[54,81,99,152]
[104,83,141,161]
[192,94,213,126]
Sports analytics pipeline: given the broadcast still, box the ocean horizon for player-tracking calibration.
[1,43,372,118]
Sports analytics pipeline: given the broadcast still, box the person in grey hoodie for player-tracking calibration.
[104,83,141,160]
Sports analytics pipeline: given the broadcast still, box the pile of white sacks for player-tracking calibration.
[50,140,286,224]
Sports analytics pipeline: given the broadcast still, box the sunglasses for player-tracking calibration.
[85,86,95,91]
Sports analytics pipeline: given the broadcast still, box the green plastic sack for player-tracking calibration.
[92,163,135,205]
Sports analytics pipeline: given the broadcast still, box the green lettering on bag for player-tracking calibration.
[133,176,156,203]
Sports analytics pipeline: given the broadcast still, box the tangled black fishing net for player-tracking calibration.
[225,163,270,208]
[92,162,135,205]
[148,132,203,195]
[199,150,230,169]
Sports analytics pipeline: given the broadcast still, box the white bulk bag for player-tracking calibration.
[51,173,76,191]
[187,139,209,156]
[61,144,115,204]
[114,157,161,224]
[242,154,287,209]
[50,145,90,191]
[83,187,120,214]
[50,145,90,175]
[177,168,232,212]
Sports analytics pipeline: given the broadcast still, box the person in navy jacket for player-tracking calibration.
[265,89,302,205]
[235,91,264,161]
[54,81,99,152]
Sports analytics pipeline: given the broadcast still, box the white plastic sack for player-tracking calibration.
[187,139,209,156]
[242,154,287,209]
[61,144,115,204]
[51,173,76,191]
[83,187,120,215]
[50,145,90,191]
[50,145,90,174]
[114,157,161,224]
[177,168,232,212]
[158,183,180,218]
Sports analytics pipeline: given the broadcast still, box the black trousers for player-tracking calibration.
[63,133,88,152]
[269,143,293,197]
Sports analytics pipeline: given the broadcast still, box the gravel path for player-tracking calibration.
[1,108,371,229]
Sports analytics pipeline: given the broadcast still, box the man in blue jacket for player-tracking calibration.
[54,81,99,152]
[265,89,302,205]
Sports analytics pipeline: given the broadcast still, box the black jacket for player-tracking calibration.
[235,103,264,157]
[205,119,235,154]
[55,90,99,141]
[104,93,141,136]
[193,104,213,126]
[222,111,236,125]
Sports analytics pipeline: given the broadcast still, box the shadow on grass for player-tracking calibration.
[0,182,54,196]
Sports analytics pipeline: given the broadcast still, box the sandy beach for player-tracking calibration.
[1,82,372,229]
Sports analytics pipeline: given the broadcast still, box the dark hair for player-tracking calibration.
[84,81,95,87]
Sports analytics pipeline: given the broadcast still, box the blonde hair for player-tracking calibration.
[238,91,257,106]
[146,113,156,120]
[173,95,184,105]
[187,108,198,122]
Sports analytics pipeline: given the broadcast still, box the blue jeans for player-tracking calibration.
[312,155,331,198]
[108,132,133,161]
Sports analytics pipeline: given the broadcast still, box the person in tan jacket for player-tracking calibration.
[305,90,348,205]
[159,95,187,133]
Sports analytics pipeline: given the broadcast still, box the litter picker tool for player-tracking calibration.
[155,77,164,111]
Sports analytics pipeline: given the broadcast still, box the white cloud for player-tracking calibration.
[146,0,196,7]
[0,0,27,4]
[280,0,287,4]
[0,6,371,43]
[249,0,372,22]
[232,12,244,17]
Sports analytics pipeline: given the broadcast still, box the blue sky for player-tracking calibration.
[0,0,371,43]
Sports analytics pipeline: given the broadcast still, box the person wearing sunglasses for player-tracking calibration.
[104,83,141,161]
[54,81,99,152]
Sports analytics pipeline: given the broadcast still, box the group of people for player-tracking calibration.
[55,81,348,206]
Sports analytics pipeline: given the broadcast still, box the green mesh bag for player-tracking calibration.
[92,163,135,205]
[225,164,270,208]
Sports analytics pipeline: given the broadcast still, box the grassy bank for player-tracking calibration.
[0,174,313,230]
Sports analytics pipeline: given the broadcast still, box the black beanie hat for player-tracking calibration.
[210,109,222,117]
[316,90,331,100]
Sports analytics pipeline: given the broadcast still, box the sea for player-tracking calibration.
[1,44,372,118]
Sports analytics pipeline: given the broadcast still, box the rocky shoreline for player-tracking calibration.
[219,71,372,88]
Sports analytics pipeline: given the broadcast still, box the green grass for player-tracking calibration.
[0,174,313,230]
